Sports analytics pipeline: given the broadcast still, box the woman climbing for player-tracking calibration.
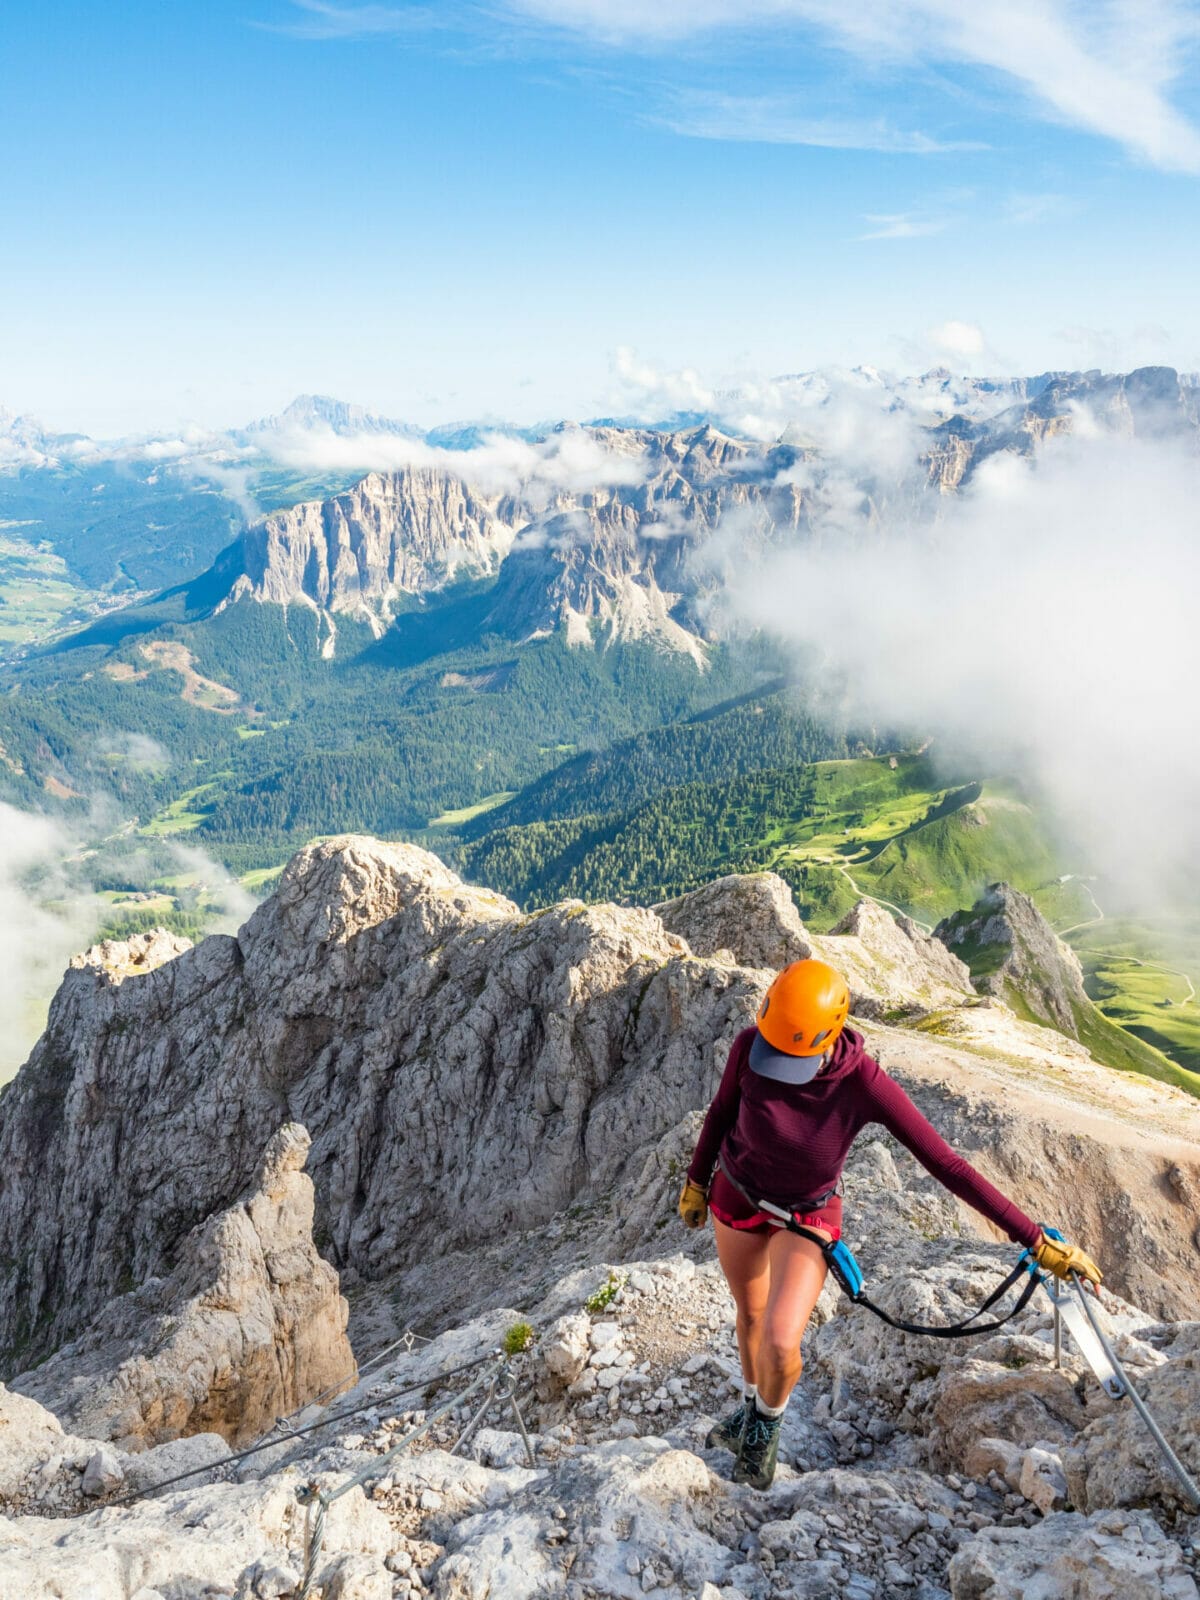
[678,957,1103,1490]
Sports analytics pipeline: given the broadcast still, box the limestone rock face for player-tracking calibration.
[11,1124,353,1449]
[948,1508,1199,1599]
[0,1475,393,1600]
[0,1385,81,1509]
[1063,1323,1200,1512]
[811,898,974,1017]
[5,836,1200,1598]
[201,424,817,658]
[0,837,759,1366]
[230,468,522,630]
[654,872,812,971]
[436,1436,733,1599]
[935,882,1088,1035]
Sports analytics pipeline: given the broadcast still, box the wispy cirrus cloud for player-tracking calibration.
[658,91,983,153]
[502,0,1200,173]
[858,212,947,240]
[1002,190,1072,225]
[260,0,450,38]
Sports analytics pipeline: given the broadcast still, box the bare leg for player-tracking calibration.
[713,1218,772,1390]
[755,1226,830,1408]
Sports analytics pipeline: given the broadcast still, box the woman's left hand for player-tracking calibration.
[1034,1231,1103,1285]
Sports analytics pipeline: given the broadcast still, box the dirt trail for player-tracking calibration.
[867,1018,1200,1319]
[805,852,935,934]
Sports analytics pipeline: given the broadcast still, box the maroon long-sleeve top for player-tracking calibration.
[688,1026,1040,1249]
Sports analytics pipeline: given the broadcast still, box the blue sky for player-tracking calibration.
[3,0,1200,435]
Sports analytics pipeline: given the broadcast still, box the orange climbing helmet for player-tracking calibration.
[757,958,850,1057]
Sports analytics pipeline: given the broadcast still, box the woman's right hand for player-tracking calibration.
[679,1179,709,1230]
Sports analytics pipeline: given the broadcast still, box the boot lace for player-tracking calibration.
[742,1410,779,1456]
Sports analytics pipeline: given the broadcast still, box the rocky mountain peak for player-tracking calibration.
[934,881,1088,1036]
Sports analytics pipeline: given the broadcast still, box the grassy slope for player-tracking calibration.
[461,754,1077,928]
[1070,913,1200,1075]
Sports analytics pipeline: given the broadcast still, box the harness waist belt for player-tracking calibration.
[716,1160,840,1218]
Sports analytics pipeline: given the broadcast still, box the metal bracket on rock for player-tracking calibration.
[1046,1273,1200,1511]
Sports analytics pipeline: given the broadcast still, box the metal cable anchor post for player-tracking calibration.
[1069,1271,1200,1513]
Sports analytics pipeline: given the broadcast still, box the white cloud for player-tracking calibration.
[95,732,172,772]
[658,92,982,153]
[504,0,1200,172]
[724,425,1200,903]
[928,319,986,359]
[0,807,106,1083]
[257,419,649,499]
[859,213,947,240]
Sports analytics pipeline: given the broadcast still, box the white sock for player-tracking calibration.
[755,1394,788,1419]
[742,1382,757,1406]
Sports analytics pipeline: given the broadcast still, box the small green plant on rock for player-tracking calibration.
[586,1271,626,1313]
[503,1320,535,1355]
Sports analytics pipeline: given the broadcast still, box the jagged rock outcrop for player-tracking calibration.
[227,469,524,630]
[69,927,193,982]
[0,838,757,1367]
[6,840,1200,1382]
[924,366,1200,492]
[935,881,1089,1035]
[811,898,974,1017]
[0,1469,394,1600]
[199,424,815,657]
[11,1124,353,1449]
[654,871,812,971]
[949,1508,1199,1599]
[4,951,1200,1597]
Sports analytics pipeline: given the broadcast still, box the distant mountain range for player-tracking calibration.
[44,364,1191,665]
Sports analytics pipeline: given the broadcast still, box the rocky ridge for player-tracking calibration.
[11,1123,353,1451]
[935,883,1089,1037]
[2,840,1200,1597]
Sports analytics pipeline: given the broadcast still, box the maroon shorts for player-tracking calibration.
[709,1169,842,1240]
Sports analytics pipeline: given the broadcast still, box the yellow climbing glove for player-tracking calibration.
[678,1179,709,1230]
[1034,1232,1103,1286]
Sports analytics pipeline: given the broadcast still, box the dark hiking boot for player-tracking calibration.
[732,1407,783,1490]
[705,1400,749,1454]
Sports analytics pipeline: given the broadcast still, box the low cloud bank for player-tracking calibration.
[727,429,1200,905]
[0,804,259,1085]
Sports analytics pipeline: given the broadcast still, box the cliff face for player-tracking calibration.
[935,882,1089,1036]
[207,424,812,656]
[226,468,525,628]
[10,1123,352,1450]
[195,373,1200,657]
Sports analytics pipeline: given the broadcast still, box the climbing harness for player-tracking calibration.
[295,1351,536,1600]
[716,1162,841,1224]
[797,1221,1045,1339]
[721,1164,1042,1339]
